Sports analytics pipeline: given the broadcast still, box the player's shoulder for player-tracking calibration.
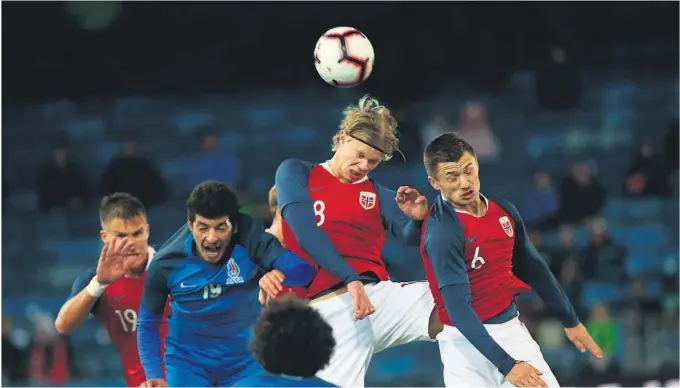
[423,195,464,242]
[152,226,191,266]
[276,158,315,176]
[487,197,521,219]
[426,195,461,227]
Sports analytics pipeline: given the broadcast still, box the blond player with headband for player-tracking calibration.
[264,95,441,387]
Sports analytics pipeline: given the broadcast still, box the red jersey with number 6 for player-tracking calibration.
[281,163,389,298]
[420,196,531,326]
[68,247,171,387]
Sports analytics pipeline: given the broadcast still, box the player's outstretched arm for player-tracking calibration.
[502,200,605,359]
[55,267,101,334]
[376,184,425,246]
[275,159,360,284]
[240,214,316,287]
[424,213,517,377]
[55,237,137,334]
[500,200,580,328]
[137,258,170,383]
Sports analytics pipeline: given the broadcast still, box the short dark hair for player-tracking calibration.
[250,298,335,378]
[100,193,147,225]
[186,181,240,222]
[423,132,476,177]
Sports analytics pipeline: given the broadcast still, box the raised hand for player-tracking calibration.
[395,186,428,220]
[96,237,138,285]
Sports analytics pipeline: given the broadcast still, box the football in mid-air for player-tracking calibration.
[314,27,374,88]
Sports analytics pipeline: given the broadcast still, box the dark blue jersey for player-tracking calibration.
[233,372,336,387]
[137,215,316,382]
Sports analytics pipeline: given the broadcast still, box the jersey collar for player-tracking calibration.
[145,246,156,271]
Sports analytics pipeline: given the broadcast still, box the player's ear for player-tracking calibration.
[187,219,193,231]
[339,130,350,144]
[100,229,107,243]
[428,176,440,191]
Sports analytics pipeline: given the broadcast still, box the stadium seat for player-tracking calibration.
[610,225,664,247]
[66,116,106,139]
[56,238,102,262]
[175,110,216,135]
[580,282,625,309]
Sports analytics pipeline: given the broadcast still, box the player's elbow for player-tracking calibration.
[275,253,316,287]
[54,314,75,335]
[292,260,316,287]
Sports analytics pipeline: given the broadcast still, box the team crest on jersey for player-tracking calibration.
[225,258,245,285]
[499,216,514,237]
[359,191,376,210]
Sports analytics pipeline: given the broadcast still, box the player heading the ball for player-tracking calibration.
[270,95,441,387]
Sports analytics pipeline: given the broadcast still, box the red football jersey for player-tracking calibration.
[90,249,170,387]
[282,164,389,298]
[421,197,531,326]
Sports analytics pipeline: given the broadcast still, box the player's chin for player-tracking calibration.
[347,170,366,183]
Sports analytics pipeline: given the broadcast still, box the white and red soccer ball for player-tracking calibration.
[314,26,374,88]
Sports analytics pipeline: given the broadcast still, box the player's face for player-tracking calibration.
[334,137,383,183]
[428,152,481,206]
[101,215,150,275]
[188,215,234,263]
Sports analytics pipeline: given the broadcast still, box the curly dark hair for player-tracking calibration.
[99,192,147,225]
[186,181,240,222]
[250,298,335,378]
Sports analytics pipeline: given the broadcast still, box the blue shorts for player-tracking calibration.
[165,353,264,387]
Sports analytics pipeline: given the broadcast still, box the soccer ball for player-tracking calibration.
[314,27,375,88]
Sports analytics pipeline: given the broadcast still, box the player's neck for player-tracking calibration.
[457,195,487,217]
[326,157,350,184]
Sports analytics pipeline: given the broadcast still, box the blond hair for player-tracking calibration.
[268,185,278,216]
[332,95,399,160]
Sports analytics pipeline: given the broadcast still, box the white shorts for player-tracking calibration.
[437,316,560,387]
[311,280,435,387]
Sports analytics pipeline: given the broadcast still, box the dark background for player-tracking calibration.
[3,1,678,103]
